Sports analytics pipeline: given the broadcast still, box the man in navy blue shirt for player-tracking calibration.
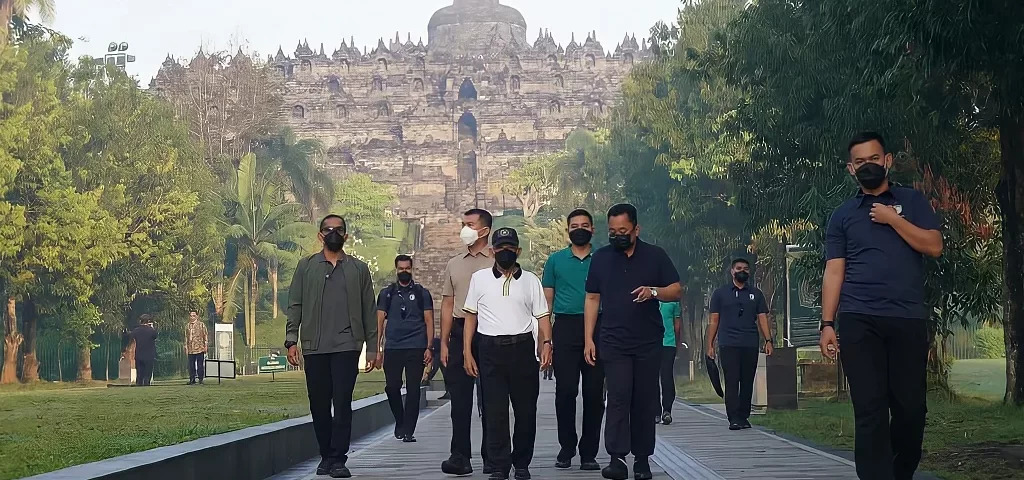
[377,254,434,443]
[584,204,682,480]
[706,258,773,430]
[819,132,943,480]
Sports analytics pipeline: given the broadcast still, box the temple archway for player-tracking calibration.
[458,78,478,101]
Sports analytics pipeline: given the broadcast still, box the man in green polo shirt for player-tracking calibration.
[542,208,604,472]
[655,300,681,425]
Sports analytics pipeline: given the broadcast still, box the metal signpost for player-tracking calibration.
[258,352,287,381]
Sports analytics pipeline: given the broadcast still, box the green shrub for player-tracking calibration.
[975,327,1005,359]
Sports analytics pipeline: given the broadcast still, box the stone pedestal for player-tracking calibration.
[673,346,693,383]
[117,356,136,385]
[767,347,798,410]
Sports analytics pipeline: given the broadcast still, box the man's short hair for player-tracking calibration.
[394,254,413,267]
[318,214,347,233]
[731,258,751,268]
[607,203,638,226]
[567,208,593,226]
[847,131,887,154]
[139,314,153,323]
[463,208,493,228]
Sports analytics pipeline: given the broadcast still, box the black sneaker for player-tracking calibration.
[729,422,743,430]
[329,463,352,478]
[580,458,601,471]
[316,458,334,476]
[633,457,653,480]
[441,456,473,476]
[514,467,531,479]
[555,458,571,469]
[439,392,451,400]
[402,434,417,443]
[601,457,628,480]
[488,471,509,480]
[394,425,404,439]
[662,411,673,425]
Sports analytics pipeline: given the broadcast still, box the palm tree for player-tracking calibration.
[257,128,335,222]
[1,0,55,45]
[221,153,314,347]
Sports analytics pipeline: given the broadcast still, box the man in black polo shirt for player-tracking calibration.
[819,132,942,480]
[706,258,773,430]
[584,204,682,480]
[377,254,434,443]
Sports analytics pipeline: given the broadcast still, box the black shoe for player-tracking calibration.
[439,392,451,399]
[555,458,571,469]
[729,422,743,430]
[394,425,404,439]
[601,457,628,480]
[402,434,417,443]
[441,456,473,476]
[488,471,509,480]
[633,457,653,480]
[654,414,661,424]
[197,380,203,385]
[514,468,531,479]
[316,458,334,476]
[742,420,752,429]
[329,464,352,478]
[187,380,195,385]
[662,411,673,425]
[580,458,601,471]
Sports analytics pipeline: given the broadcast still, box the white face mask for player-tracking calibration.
[460,226,483,246]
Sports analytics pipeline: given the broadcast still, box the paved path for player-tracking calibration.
[270,379,858,479]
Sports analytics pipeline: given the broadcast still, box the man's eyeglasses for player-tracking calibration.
[321,226,344,234]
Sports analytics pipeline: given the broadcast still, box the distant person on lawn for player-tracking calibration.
[130,314,158,386]
[184,310,208,385]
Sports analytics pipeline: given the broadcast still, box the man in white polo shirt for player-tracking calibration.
[463,227,553,480]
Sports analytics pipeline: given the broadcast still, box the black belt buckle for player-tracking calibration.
[494,333,531,346]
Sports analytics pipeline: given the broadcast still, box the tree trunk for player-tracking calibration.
[1,296,22,384]
[77,341,93,382]
[270,263,279,319]
[998,115,1024,405]
[0,1,13,47]
[20,298,38,382]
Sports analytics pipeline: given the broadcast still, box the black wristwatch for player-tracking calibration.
[284,341,297,349]
[819,321,835,332]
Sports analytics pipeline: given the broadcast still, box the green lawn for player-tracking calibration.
[0,370,385,480]
[950,359,1006,401]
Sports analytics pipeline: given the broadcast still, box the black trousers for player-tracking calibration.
[840,313,928,480]
[603,344,659,458]
[445,324,489,463]
[553,315,604,462]
[303,351,359,464]
[479,334,540,473]
[188,353,205,383]
[384,348,425,436]
[656,346,676,413]
[720,346,758,423]
[135,358,154,386]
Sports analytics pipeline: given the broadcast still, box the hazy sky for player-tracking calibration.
[49,0,680,81]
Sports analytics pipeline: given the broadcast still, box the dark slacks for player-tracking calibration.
[479,334,540,473]
[840,313,928,480]
[553,315,604,462]
[188,353,206,383]
[303,351,359,464]
[720,346,758,423]
[602,344,659,458]
[384,348,425,437]
[135,358,154,386]
[657,346,676,413]
[445,323,489,464]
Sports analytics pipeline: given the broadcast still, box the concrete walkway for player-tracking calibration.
[269,379,858,479]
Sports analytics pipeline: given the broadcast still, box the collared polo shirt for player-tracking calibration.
[463,265,549,338]
[825,185,940,319]
[377,282,434,350]
[585,239,680,352]
[442,248,494,322]
[710,283,769,348]
[659,301,680,347]
[319,255,358,354]
[541,246,592,315]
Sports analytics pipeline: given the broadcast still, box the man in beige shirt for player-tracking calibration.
[184,311,208,385]
[440,208,496,476]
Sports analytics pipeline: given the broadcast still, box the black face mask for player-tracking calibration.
[397,271,413,284]
[495,249,518,270]
[569,228,592,246]
[734,271,750,283]
[610,233,633,251]
[855,162,887,190]
[324,230,345,252]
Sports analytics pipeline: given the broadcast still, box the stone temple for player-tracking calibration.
[153,0,652,300]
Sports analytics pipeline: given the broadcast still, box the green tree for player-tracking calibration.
[257,128,334,221]
[0,0,54,46]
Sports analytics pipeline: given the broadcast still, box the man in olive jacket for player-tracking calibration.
[286,214,379,479]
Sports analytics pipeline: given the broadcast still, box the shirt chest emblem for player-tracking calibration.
[894,204,903,216]
[408,293,416,301]
[749,293,755,301]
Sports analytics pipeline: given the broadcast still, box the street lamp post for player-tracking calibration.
[93,41,136,74]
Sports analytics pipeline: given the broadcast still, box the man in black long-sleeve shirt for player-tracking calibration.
[130,314,158,386]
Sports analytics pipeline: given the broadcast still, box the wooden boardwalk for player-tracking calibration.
[270,378,858,479]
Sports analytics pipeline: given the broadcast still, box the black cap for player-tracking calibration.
[491,227,519,248]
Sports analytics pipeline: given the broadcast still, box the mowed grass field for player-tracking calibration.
[0,371,385,480]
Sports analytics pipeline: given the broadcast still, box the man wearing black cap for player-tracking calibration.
[462,227,553,480]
